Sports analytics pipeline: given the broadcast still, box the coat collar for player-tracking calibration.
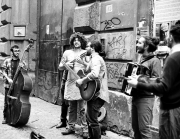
[170,44,180,55]
[91,52,99,58]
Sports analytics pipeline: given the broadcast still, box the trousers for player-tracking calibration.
[132,97,155,139]
[86,97,105,139]
[68,99,86,130]
[159,107,180,139]
[60,84,69,123]
[3,88,8,119]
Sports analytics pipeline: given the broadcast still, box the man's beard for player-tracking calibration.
[86,49,91,56]
[74,43,80,48]
[137,48,144,54]
[167,39,173,48]
[12,53,19,59]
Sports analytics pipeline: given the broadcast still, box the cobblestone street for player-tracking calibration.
[0,93,130,139]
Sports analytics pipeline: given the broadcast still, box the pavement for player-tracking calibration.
[0,93,131,139]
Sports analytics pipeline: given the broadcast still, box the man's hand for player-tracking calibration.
[76,78,83,87]
[66,61,74,68]
[19,61,26,68]
[76,56,89,67]
[127,75,138,88]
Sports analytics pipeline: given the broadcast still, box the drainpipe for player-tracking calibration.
[55,0,64,104]
[34,0,41,96]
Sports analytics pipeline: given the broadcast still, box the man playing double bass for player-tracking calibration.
[2,45,26,124]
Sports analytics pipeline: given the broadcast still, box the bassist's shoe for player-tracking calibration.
[2,119,7,124]
[61,128,75,135]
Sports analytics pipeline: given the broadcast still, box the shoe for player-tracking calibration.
[56,122,66,128]
[83,137,92,139]
[2,119,7,124]
[61,128,75,135]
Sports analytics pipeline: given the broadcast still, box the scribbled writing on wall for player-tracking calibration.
[107,35,127,59]
[38,71,58,90]
[101,17,121,30]
[106,62,127,89]
[100,32,134,60]
[37,70,59,102]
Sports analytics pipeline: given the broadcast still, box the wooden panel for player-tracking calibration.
[1,0,12,11]
[0,0,3,12]
[0,24,10,41]
[11,0,29,24]
[1,9,11,25]
[100,0,134,30]
[75,0,95,5]
[106,61,127,89]
[0,41,10,53]
[100,31,135,60]
[0,13,2,26]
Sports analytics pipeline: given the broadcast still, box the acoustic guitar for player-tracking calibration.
[62,52,100,101]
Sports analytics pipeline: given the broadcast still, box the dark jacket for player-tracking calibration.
[131,55,162,97]
[138,51,180,110]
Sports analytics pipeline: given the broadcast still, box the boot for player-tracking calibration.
[56,121,66,128]
[61,128,75,135]
[87,125,93,139]
[91,127,101,139]
[2,118,7,124]
[56,103,68,128]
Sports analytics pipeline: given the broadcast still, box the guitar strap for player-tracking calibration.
[139,55,156,64]
[139,55,158,78]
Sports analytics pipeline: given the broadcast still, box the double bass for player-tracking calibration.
[5,39,34,126]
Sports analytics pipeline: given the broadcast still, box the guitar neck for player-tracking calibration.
[63,63,80,79]
[62,51,87,79]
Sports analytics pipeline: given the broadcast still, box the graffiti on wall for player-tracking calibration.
[37,70,59,102]
[101,31,134,60]
[106,62,127,89]
[101,17,121,30]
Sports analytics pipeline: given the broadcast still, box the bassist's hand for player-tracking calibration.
[8,78,13,84]
[19,61,27,68]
